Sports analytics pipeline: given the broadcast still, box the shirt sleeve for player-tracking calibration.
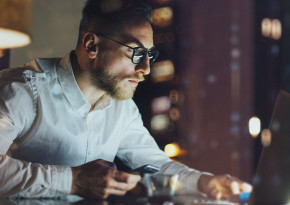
[0,70,72,198]
[116,99,213,195]
[0,155,72,198]
[159,161,213,195]
[116,99,172,170]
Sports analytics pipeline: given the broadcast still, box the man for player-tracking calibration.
[0,0,251,200]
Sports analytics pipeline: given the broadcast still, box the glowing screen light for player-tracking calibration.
[249,116,261,138]
[164,143,181,157]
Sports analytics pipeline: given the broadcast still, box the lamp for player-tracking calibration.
[0,0,32,49]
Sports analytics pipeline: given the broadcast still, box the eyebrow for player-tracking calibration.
[120,35,155,50]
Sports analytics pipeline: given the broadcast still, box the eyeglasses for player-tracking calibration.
[95,33,159,66]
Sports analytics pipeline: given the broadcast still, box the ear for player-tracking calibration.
[82,32,99,59]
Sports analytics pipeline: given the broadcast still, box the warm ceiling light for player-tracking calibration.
[0,0,32,49]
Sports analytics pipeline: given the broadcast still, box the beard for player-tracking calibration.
[89,64,143,100]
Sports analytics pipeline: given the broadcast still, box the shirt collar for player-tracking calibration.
[57,52,112,112]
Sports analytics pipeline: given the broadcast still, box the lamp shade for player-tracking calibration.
[0,0,32,49]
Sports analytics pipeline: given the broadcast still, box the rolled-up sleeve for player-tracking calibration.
[0,69,72,198]
[0,155,72,198]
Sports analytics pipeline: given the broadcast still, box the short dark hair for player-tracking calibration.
[76,0,152,48]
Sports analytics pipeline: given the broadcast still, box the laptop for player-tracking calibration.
[249,90,290,204]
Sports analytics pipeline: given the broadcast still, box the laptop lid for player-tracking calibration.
[249,90,290,204]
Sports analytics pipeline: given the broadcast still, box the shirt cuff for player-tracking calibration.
[50,165,72,196]
[179,171,214,196]
[159,161,214,195]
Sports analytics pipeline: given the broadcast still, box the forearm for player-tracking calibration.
[0,155,72,198]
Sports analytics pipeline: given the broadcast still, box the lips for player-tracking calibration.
[128,80,139,84]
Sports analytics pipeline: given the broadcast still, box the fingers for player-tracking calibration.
[106,177,139,191]
[206,174,252,200]
[114,169,141,183]
[71,160,141,199]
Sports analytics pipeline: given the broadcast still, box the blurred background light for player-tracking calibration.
[0,0,32,49]
[271,19,282,40]
[261,129,271,147]
[151,96,171,114]
[249,116,261,137]
[151,114,170,132]
[169,107,180,121]
[169,89,179,104]
[261,18,271,37]
[164,142,186,157]
[261,18,282,40]
[151,7,173,28]
[151,60,175,83]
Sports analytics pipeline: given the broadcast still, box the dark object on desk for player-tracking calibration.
[130,164,160,176]
[249,90,290,205]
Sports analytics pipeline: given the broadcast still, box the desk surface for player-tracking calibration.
[0,195,240,205]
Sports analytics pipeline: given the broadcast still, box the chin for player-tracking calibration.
[112,89,135,100]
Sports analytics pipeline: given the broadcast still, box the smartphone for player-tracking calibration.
[130,164,160,176]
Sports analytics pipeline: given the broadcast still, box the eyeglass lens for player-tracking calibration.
[132,47,159,65]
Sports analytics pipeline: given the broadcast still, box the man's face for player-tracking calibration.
[89,21,154,100]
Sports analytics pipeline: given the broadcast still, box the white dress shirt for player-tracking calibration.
[0,53,205,198]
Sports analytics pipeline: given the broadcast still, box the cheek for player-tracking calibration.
[108,58,135,76]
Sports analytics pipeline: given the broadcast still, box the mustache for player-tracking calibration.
[123,75,145,82]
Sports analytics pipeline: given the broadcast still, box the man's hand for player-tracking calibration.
[198,174,252,200]
[71,159,141,199]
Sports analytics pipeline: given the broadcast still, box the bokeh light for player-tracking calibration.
[261,18,271,37]
[261,129,271,147]
[249,116,261,138]
[164,143,181,157]
[169,107,180,121]
[151,114,170,132]
[169,89,179,104]
[152,96,171,114]
[271,19,282,40]
[261,18,282,40]
[151,60,175,83]
[151,7,173,28]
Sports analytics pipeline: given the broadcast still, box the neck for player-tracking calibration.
[70,51,107,108]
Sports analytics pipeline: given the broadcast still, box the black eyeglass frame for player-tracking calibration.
[94,33,159,66]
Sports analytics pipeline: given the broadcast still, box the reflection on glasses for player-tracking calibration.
[95,33,159,65]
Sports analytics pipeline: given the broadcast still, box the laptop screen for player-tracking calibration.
[249,90,290,204]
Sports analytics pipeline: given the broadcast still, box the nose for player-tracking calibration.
[135,54,150,76]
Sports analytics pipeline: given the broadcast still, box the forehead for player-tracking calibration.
[119,21,154,49]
